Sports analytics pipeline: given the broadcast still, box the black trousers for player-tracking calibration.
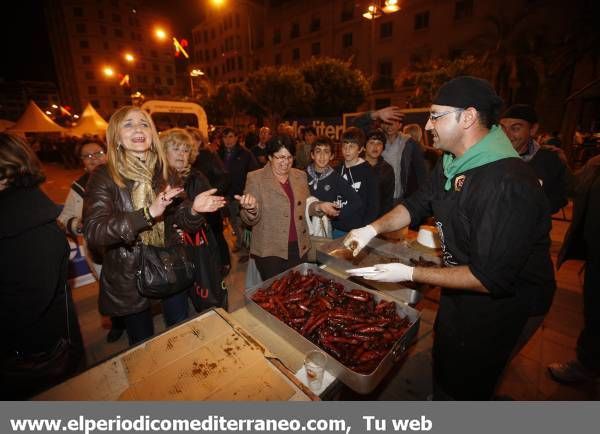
[254,242,307,281]
[578,257,600,371]
[432,292,529,400]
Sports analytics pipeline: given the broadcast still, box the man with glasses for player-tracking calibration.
[344,76,556,400]
[58,141,107,240]
[353,106,426,206]
[217,127,259,253]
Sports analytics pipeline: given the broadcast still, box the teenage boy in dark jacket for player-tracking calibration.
[330,127,379,238]
[364,129,395,216]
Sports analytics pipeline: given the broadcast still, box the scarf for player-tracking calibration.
[307,164,334,191]
[121,152,165,246]
[519,138,541,163]
[442,125,519,191]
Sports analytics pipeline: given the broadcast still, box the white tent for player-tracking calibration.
[7,100,66,134]
[68,103,108,137]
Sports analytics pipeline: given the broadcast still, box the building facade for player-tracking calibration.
[191,0,266,88]
[190,0,593,126]
[192,0,504,109]
[44,0,177,118]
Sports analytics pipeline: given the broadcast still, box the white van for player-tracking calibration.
[141,100,208,137]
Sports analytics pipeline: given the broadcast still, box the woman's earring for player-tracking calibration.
[117,143,122,150]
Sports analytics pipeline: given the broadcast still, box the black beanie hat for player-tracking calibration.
[366,129,387,145]
[501,104,538,124]
[433,76,503,112]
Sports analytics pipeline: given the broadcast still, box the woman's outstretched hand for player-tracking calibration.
[148,185,184,219]
[234,193,258,213]
[192,188,226,213]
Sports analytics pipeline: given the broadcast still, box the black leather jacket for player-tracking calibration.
[83,165,204,316]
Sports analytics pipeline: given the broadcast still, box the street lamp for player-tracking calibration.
[153,26,189,58]
[362,4,382,20]
[363,0,401,19]
[382,0,400,13]
[189,69,205,99]
[154,27,168,41]
[130,91,145,106]
[102,66,115,78]
[207,0,259,78]
[362,1,401,107]
[121,52,137,90]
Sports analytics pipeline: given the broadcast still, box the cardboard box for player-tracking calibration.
[36,309,315,401]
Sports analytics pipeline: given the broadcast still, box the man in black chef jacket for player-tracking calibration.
[344,76,556,400]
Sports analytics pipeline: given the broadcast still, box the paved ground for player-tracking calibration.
[42,162,599,400]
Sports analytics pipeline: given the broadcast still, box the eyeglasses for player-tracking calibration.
[169,144,191,153]
[429,109,463,123]
[272,154,294,161]
[80,150,106,160]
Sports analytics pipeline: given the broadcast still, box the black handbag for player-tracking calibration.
[183,227,229,312]
[136,243,196,299]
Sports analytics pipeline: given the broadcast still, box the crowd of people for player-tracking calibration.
[1,74,597,400]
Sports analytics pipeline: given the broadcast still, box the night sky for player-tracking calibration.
[0,0,205,83]
[1,1,56,81]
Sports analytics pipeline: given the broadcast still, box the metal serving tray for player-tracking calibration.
[244,263,421,394]
[317,236,442,270]
[316,236,442,306]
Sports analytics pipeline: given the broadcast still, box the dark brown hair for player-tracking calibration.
[0,133,46,188]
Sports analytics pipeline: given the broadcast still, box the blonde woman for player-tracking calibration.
[83,107,224,345]
[159,128,229,310]
[56,140,127,343]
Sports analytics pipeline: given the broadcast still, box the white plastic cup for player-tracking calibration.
[304,350,327,393]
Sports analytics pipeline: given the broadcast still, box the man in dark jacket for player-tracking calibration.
[250,126,272,167]
[363,129,395,216]
[345,77,555,400]
[548,155,600,383]
[218,128,259,252]
[500,104,570,214]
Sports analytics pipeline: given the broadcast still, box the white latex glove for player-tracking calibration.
[364,263,414,283]
[343,225,377,257]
